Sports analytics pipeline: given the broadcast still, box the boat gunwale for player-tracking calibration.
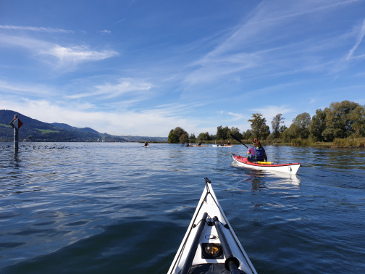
[231,153,300,167]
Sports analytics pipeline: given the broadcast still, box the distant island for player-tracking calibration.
[0,110,167,142]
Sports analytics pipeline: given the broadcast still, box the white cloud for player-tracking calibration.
[112,18,126,25]
[39,45,119,66]
[218,111,245,122]
[0,33,50,50]
[0,34,118,68]
[0,80,54,97]
[181,0,362,90]
[184,53,260,85]
[67,78,152,99]
[227,112,244,120]
[0,24,73,33]
[251,105,294,128]
[347,19,365,60]
[0,99,199,136]
[265,0,361,23]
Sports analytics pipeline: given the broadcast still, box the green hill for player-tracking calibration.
[0,110,167,142]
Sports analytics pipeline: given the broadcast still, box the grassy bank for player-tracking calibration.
[332,137,365,148]
[214,137,365,148]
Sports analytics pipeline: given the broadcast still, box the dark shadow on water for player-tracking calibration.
[2,218,178,274]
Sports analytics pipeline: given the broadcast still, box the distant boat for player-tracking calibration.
[189,144,209,147]
[212,144,233,147]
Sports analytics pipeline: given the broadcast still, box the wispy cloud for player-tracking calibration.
[39,45,119,65]
[266,0,361,22]
[184,53,260,86]
[1,0,363,136]
[0,80,54,97]
[0,97,199,136]
[347,19,365,60]
[182,0,361,89]
[222,111,244,121]
[0,24,73,33]
[251,105,294,127]
[0,34,118,68]
[0,33,50,49]
[99,30,111,34]
[68,78,152,99]
[111,18,126,25]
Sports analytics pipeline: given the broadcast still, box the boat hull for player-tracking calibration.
[168,178,257,274]
[231,153,300,175]
[212,145,233,147]
[189,145,209,147]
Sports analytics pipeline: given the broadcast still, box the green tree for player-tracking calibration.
[322,100,360,141]
[179,132,189,143]
[168,127,188,143]
[167,130,178,143]
[216,126,229,140]
[248,113,270,139]
[196,132,212,142]
[242,129,252,140]
[279,125,287,134]
[216,126,242,141]
[271,114,284,138]
[309,108,327,141]
[351,105,365,137]
[282,124,299,141]
[292,112,311,139]
[230,127,242,140]
[189,133,196,143]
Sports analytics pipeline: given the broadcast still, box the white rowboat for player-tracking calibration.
[212,145,233,147]
[168,178,257,274]
[231,153,300,175]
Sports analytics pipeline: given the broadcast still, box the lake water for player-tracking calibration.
[1,142,364,273]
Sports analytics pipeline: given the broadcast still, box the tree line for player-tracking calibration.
[168,100,365,143]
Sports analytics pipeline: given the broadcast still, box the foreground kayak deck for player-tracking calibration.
[231,153,300,175]
[168,178,257,274]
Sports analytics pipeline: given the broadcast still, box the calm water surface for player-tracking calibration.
[1,142,364,273]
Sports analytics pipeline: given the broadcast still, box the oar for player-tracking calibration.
[229,133,249,149]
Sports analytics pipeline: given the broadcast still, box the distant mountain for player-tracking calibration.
[0,110,167,142]
[51,123,99,134]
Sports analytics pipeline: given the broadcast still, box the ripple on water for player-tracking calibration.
[1,143,365,273]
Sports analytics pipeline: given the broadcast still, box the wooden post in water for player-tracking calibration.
[9,114,23,152]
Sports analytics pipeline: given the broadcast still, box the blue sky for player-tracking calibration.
[1,0,364,137]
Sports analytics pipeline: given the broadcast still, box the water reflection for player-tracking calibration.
[242,169,267,191]
[1,142,364,274]
[13,150,20,168]
[267,171,301,187]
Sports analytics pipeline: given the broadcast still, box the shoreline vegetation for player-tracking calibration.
[2,100,364,148]
[168,100,365,149]
[204,137,365,149]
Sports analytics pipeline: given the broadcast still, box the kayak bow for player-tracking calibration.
[168,178,257,274]
[231,153,300,175]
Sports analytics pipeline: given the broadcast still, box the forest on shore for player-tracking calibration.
[168,100,365,148]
